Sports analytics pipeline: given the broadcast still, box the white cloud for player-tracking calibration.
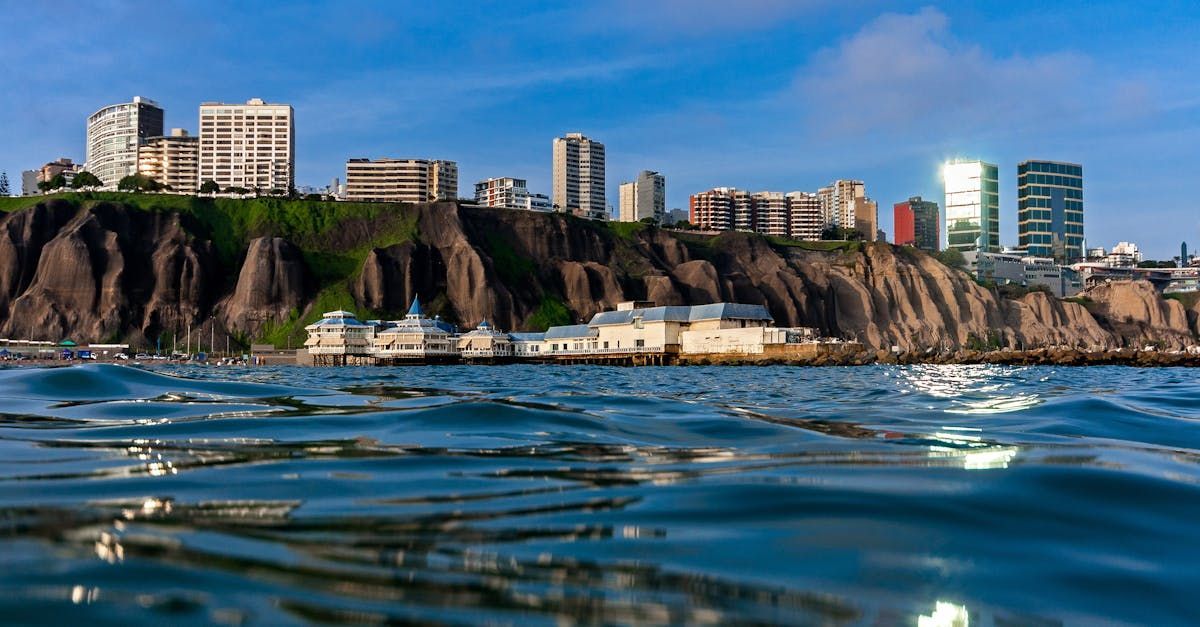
[794,7,1097,138]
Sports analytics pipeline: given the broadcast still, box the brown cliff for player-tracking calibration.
[0,197,1195,356]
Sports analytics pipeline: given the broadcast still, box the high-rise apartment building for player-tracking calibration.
[816,180,878,239]
[344,158,458,203]
[137,129,199,193]
[21,170,38,196]
[786,192,823,241]
[690,188,824,241]
[552,132,606,219]
[690,188,736,231]
[86,96,164,188]
[198,98,294,192]
[474,177,552,211]
[753,192,790,236]
[893,196,940,252]
[849,197,878,241]
[1017,160,1083,262]
[944,159,999,253]
[617,170,666,223]
[817,180,865,229]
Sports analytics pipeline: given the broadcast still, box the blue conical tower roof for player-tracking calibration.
[407,296,422,317]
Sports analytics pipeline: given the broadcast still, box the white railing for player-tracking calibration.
[543,345,664,356]
[461,349,513,357]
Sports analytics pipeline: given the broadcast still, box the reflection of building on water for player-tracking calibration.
[305,297,849,366]
[927,429,1018,470]
[919,601,969,627]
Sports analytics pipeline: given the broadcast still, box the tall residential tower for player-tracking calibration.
[198,98,294,193]
[943,159,999,253]
[617,170,666,223]
[552,132,606,220]
[1017,160,1083,262]
[86,96,164,188]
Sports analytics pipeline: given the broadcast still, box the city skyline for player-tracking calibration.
[3,1,1199,257]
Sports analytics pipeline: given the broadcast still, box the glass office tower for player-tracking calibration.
[943,159,999,253]
[1017,160,1083,262]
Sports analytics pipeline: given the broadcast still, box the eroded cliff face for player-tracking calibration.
[0,198,1195,353]
[217,236,312,337]
[0,201,217,343]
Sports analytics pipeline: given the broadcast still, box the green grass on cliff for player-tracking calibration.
[765,236,863,253]
[3,192,430,346]
[0,192,419,271]
[483,233,536,284]
[526,296,573,330]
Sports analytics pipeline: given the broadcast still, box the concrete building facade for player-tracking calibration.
[137,129,199,193]
[690,188,736,231]
[552,132,606,219]
[690,188,826,241]
[894,196,941,252]
[617,170,666,223]
[35,158,81,189]
[198,98,294,193]
[344,158,458,203]
[86,97,164,188]
[475,177,552,211]
[786,192,823,241]
[817,180,864,229]
[21,170,38,196]
[1017,160,1083,262]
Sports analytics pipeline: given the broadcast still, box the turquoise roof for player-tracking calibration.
[407,296,422,316]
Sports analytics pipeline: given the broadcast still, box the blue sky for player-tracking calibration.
[3,0,1198,258]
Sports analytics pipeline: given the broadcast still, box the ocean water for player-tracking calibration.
[0,364,1197,625]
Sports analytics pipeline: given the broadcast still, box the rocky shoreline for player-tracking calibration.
[677,347,1200,367]
[0,195,1197,358]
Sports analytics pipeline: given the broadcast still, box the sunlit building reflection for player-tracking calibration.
[918,600,969,627]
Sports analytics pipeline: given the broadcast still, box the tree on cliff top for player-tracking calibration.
[71,171,102,189]
[199,180,220,195]
[36,174,67,193]
[937,248,967,270]
[117,174,163,193]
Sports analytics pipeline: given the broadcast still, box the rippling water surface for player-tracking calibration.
[1,363,1198,625]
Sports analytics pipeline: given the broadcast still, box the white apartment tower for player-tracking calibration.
[344,158,458,203]
[617,170,666,223]
[86,96,164,188]
[552,132,606,220]
[474,177,552,211]
[198,98,294,192]
[817,179,865,229]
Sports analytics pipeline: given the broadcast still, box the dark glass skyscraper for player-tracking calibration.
[1017,160,1083,262]
[893,196,940,252]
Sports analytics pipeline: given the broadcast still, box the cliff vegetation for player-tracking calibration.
[0,193,1197,355]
